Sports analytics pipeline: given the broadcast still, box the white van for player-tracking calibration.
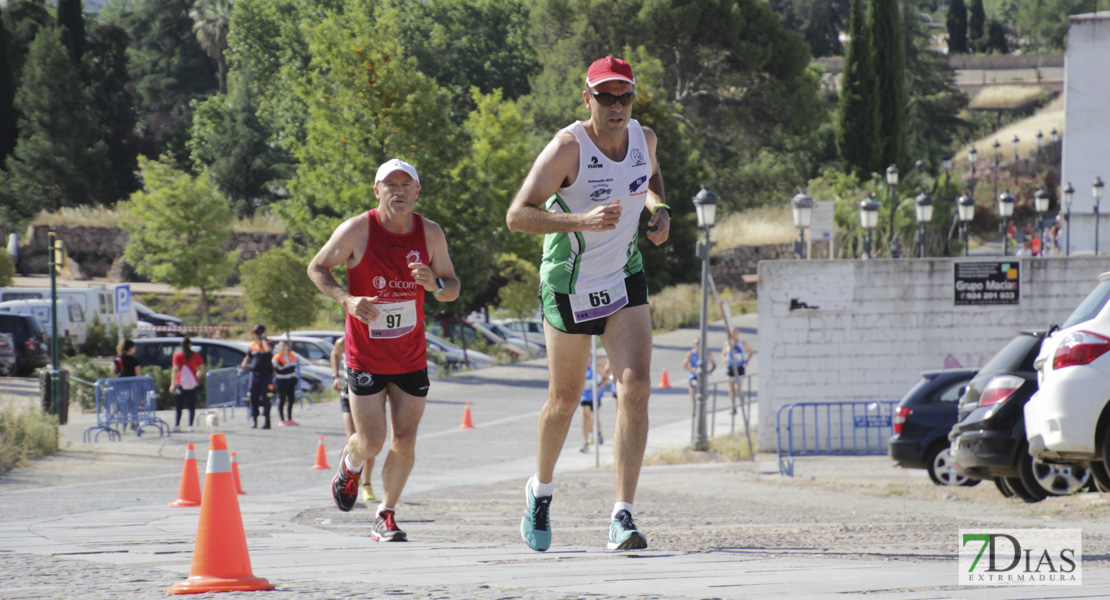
[0,286,137,330]
[0,298,88,346]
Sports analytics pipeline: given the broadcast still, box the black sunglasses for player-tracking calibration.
[588,90,635,107]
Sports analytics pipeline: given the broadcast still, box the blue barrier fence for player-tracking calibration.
[82,376,169,442]
[775,400,898,477]
[205,365,316,420]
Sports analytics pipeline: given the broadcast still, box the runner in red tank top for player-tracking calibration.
[308,158,459,542]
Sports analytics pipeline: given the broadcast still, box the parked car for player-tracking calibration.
[486,319,547,354]
[0,285,136,328]
[950,330,1089,502]
[0,298,88,346]
[282,330,346,346]
[133,300,184,328]
[0,311,49,376]
[0,332,16,376]
[131,337,328,393]
[279,335,335,367]
[889,368,978,486]
[425,332,495,370]
[1025,272,1110,492]
[427,319,525,362]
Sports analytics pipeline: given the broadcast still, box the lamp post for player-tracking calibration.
[969,146,978,194]
[958,194,976,257]
[992,140,1001,202]
[914,190,934,258]
[1035,131,1044,174]
[1051,128,1059,165]
[941,153,953,185]
[791,191,814,259]
[998,190,1015,256]
[1033,187,1050,236]
[859,193,880,259]
[886,164,898,249]
[1094,176,1104,256]
[1011,135,1020,178]
[692,185,718,451]
[1063,182,1074,256]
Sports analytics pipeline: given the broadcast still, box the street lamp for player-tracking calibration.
[886,164,898,248]
[1033,187,1050,235]
[1063,182,1074,256]
[691,185,718,451]
[791,191,814,259]
[1094,176,1104,256]
[941,153,953,183]
[859,193,880,259]
[992,140,1001,202]
[958,193,976,257]
[1011,135,1020,178]
[998,190,1015,256]
[914,190,934,258]
[968,146,978,193]
[1035,131,1044,173]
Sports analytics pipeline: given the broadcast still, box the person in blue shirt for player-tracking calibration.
[721,329,753,412]
[580,355,612,453]
[682,337,716,406]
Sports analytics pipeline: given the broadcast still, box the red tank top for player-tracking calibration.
[345,209,429,374]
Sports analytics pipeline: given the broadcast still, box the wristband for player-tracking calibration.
[651,203,671,216]
[431,277,445,296]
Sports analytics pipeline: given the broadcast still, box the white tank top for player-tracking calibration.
[539,120,651,294]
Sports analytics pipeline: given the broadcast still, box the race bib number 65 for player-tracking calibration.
[569,280,629,323]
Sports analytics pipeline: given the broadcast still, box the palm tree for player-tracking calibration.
[189,0,232,94]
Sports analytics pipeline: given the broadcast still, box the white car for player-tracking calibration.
[487,319,547,354]
[1025,272,1110,474]
[425,332,495,370]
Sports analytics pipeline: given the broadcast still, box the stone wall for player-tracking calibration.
[11,224,290,283]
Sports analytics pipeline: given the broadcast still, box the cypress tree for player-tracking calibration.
[946,0,969,54]
[56,0,86,63]
[836,0,879,178]
[3,29,108,221]
[0,7,18,164]
[868,0,907,172]
[84,23,140,202]
[968,0,985,50]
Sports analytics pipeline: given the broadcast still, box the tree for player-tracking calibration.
[983,19,1008,54]
[189,0,232,94]
[946,0,968,54]
[968,0,985,49]
[1014,0,1087,51]
[0,248,14,287]
[126,0,218,167]
[770,0,844,58]
[119,157,238,325]
[3,29,108,223]
[2,0,52,77]
[905,0,971,172]
[239,248,320,340]
[83,23,141,202]
[868,0,907,175]
[496,253,540,357]
[0,7,18,166]
[836,0,879,178]
[56,0,86,63]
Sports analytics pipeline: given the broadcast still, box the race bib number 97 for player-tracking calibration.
[368,301,417,339]
[569,280,629,323]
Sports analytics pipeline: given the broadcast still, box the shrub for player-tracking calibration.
[0,405,59,475]
[64,354,112,411]
[81,321,119,357]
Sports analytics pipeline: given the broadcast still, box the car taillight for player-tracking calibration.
[24,338,37,351]
[893,406,911,435]
[978,374,1024,407]
[1052,330,1110,370]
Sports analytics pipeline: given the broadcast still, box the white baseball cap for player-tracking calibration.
[374,158,420,185]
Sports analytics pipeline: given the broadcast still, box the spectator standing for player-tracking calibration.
[272,340,299,426]
[239,324,274,429]
[112,338,141,377]
[170,337,204,432]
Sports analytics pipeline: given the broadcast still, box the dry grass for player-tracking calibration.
[952,96,1065,171]
[649,284,753,333]
[969,85,1045,110]
[0,403,59,475]
[644,433,756,465]
[30,207,288,234]
[713,204,797,252]
[231,211,288,234]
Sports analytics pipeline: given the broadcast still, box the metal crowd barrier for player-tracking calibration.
[690,373,757,460]
[82,376,168,442]
[205,365,314,421]
[775,400,898,476]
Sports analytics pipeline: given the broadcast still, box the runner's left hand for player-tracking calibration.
[647,209,669,245]
[409,262,437,292]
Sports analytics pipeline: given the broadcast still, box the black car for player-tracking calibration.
[0,311,49,376]
[889,368,979,486]
[133,301,184,327]
[949,330,1090,502]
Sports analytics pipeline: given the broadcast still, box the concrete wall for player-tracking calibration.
[756,255,1110,451]
[1061,13,1110,255]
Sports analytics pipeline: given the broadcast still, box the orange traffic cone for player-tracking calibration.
[458,402,475,429]
[231,451,245,495]
[311,436,330,470]
[170,443,202,508]
[657,365,672,389]
[168,434,275,594]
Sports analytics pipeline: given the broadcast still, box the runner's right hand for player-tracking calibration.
[346,295,380,324]
[580,202,621,231]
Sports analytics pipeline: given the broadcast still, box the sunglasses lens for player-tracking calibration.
[591,92,634,107]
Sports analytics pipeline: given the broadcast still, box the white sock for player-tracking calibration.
[531,476,554,498]
[376,504,395,518]
[344,454,364,473]
[612,502,633,519]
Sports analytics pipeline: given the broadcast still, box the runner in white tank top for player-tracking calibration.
[507,56,671,553]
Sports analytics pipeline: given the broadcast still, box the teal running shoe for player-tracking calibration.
[521,477,552,551]
[607,509,647,550]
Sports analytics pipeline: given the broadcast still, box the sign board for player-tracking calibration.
[810,200,835,240]
[954,262,1020,305]
[114,284,131,313]
[853,415,891,428]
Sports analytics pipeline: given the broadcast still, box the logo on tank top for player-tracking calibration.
[373,276,387,289]
[630,148,647,167]
[628,175,648,194]
[587,156,603,169]
[590,187,612,201]
[406,250,421,265]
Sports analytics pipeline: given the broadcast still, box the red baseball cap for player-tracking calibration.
[585,56,635,88]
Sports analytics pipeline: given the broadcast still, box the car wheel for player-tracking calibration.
[1019,449,1090,497]
[1090,461,1110,493]
[993,477,1015,498]
[1005,475,1046,503]
[926,445,973,487]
